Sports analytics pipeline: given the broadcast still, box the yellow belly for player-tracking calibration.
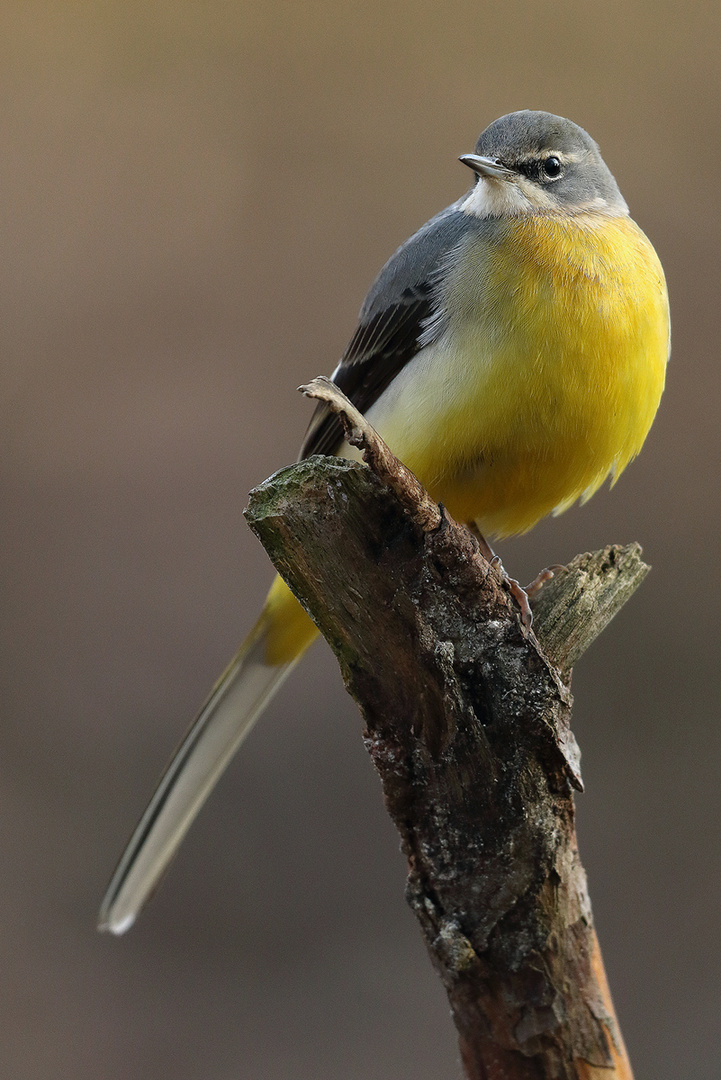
[363,212,669,537]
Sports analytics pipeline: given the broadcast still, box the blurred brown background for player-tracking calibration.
[1,2,719,1077]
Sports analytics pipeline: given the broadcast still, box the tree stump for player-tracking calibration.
[244,379,646,1079]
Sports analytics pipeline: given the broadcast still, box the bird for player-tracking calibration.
[99,110,669,934]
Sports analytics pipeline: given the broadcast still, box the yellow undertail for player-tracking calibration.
[262,574,320,665]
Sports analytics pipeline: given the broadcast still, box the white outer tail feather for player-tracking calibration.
[98,619,298,934]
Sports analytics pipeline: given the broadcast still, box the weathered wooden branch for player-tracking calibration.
[244,380,647,1079]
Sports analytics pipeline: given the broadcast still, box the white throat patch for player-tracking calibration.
[461,176,554,219]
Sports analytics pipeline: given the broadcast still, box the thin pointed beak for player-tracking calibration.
[459,154,515,180]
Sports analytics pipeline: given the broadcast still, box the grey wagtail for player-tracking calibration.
[99,110,669,934]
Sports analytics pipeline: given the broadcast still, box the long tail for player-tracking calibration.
[98,578,317,935]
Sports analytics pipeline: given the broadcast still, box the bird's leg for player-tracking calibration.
[465,521,496,564]
[465,524,564,628]
[466,523,534,628]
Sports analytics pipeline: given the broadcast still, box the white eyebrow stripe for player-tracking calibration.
[511,149,583,165]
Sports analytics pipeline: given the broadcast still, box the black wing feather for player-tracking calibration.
[298,202,473,460]
[299,288,432,458]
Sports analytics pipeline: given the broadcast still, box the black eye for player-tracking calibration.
[542,156,562,178]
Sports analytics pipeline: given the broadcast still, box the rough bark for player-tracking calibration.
[244,380,645,1079]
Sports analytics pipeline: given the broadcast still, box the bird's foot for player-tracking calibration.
[500,565,565,627]
[494,561,535,628]
[466,522,564,629]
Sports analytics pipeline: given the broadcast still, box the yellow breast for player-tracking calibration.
[365,212,670,537]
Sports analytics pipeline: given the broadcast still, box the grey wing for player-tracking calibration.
[299,199,472,459]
